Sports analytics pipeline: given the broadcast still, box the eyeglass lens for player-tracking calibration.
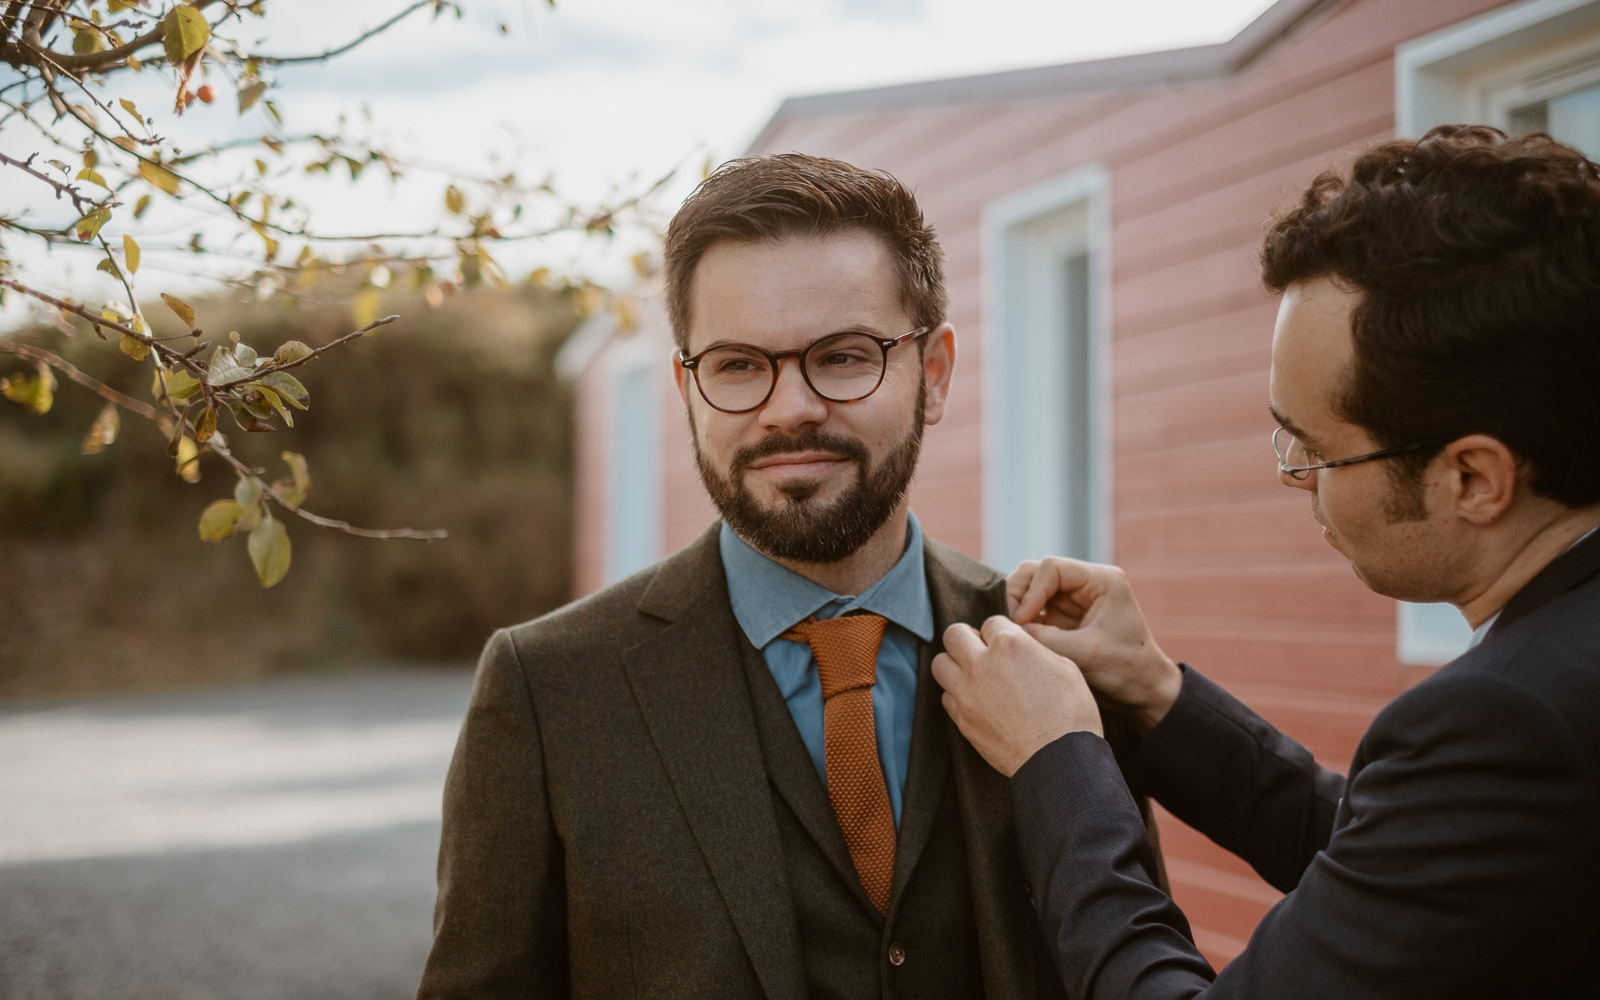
[1273,427,1312,478]
[695,332,886,411]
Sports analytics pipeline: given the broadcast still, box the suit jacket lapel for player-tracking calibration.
[925,539,1040,1000]
[1489,526,1600,637]
[623,526,807,1000]
[741,636,871,911]
[886,640,952,906]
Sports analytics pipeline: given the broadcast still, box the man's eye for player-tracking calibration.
[818,350,871,367]
[712,357,762,375]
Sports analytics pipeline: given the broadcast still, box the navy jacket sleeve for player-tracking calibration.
[1010,666,1595,1000]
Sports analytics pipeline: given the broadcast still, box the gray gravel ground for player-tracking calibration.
[0,667,475,1000]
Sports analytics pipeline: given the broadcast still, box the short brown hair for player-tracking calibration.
[1261,125,1600,507]
[662,153,947,350]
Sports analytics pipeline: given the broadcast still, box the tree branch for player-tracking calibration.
[250,0,433,65]
[213,314,399,389]
[5,0,223,73]
[0,337,447,543]
[0,337,169,424]
[0,149,111,215]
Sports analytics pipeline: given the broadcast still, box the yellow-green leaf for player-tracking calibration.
[118,98,145,125]
[271,340,313,365]
[247,514,291,588]
[238,77,266,114]
[161,292,196,328]
[75,166,109,189]
[122,234,141,274]
[259,371,308,408]
[81,404,121,455]
[133,193,152,219]
[234,475,263,511]
[444,185,464,214]
[0,364,56,414]
[164,369,201,400]
[162,5,210,65]
[119,332,149,360]
[138,161,181,196]
[97,257,123,281]
[198,499,242,541]
[112,136,139,153]
[194,403,217,443]
[75,207,110,242]
[278,451,310,506]
[73,28,103,55]
[249,383,292,426]
[175,434,201,483]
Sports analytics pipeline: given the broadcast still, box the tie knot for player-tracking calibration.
[782,614,888,698]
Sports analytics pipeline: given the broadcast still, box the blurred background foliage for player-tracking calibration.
[0,282,580,700]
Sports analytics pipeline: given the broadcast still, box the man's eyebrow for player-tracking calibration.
[1269,406,1317,445]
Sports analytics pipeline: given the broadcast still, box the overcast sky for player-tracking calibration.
[2,0,1277,313]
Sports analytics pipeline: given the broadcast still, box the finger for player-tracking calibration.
[941,622,986,664]
[1005,560,1040,616]
[1021,621,1086,659]
[1012,558,1066,623]
[980,613,1027,644]
[931,651,961,690]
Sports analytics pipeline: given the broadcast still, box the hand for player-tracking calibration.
[932,616,1102,778]
[1007,557,1182,735]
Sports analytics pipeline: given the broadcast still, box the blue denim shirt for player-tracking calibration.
[719,514,934,826]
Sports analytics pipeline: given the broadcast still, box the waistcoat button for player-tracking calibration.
[888,942,906,966]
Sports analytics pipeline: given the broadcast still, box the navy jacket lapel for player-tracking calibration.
[622,526,807,1000]
[1490,527,1600,637]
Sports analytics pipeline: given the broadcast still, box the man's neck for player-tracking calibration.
[1456,503,1600,628]
[758,504,912,596]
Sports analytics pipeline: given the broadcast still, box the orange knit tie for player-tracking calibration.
[782,613,897,914]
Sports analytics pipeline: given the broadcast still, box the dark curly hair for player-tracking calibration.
[663,153,947,351]
[1261,124,1600,507]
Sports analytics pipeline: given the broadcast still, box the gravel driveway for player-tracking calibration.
[0,667,475,1000]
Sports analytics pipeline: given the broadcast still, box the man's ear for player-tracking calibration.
[672,351,692,408]
[1441,434,1520,526]
[921,323,957,426]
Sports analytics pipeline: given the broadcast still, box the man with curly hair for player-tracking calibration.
[935,126,1600,997]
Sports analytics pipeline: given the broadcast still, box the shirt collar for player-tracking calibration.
[719,513,935,650]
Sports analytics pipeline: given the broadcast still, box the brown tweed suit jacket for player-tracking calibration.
[417,523,1165,999]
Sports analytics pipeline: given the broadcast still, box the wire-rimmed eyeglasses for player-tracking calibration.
[677,327,930,414]
[1272,426,1437,481]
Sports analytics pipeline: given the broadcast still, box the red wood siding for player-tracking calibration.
[572,0,1514,971]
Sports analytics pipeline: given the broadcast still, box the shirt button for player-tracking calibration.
[888,942,907,966]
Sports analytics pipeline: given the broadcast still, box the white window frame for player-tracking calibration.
[1393,0,1600,663]
[603,343,662,583]
[980,165,1113,572]
[1397,0,1600,137]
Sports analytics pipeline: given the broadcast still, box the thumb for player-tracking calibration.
[1021,621,1094,662]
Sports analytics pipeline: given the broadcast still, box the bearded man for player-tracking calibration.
[416,153,1162,1000]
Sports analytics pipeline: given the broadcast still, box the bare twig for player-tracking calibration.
[0,149,112,215]
[211,314,398,388]
[251,0,433,65]
[0,337,169,424]
[0,276,171,355]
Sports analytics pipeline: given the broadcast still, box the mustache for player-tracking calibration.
[731,429,868,474]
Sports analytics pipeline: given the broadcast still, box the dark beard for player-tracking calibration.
[693,390,925,564]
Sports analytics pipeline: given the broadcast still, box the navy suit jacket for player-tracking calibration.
[1011,528,1600,998]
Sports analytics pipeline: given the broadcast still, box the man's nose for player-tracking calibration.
[758,357,829,430]
[1279,465,1316,491]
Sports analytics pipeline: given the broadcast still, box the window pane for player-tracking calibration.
[1548,79,1600,159]
[1508,100,1550,136]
